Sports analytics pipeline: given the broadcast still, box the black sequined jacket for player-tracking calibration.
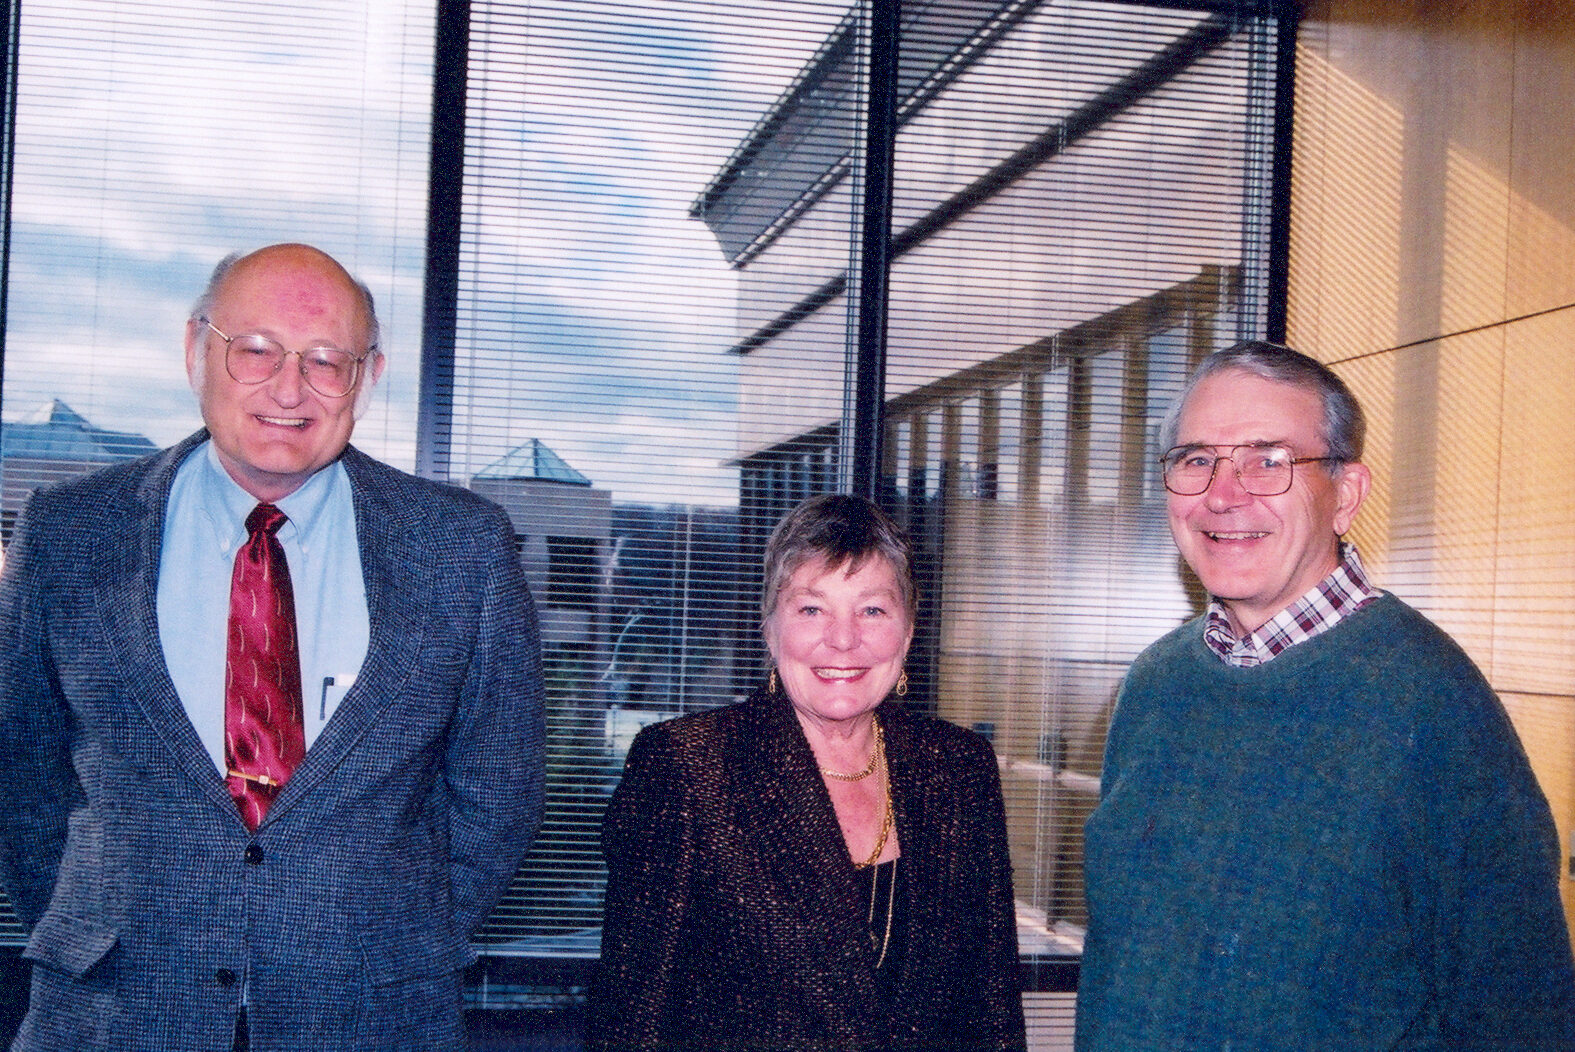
[586,686,1026,1052]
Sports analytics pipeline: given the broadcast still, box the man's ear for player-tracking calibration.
[352,351,388,419]
[1333,461,1371,536]
[184,318,204,394]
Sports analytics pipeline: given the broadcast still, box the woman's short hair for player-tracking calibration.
[1158,341,1366,464]
[761,493,916,626]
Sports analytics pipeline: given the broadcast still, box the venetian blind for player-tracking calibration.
[877,0,1282,985]
[0,0,436,941]
[0,2,1287,1030]
[443,0,861,959]
[446,2,1285,1018]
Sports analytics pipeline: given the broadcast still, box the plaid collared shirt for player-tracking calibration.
[1202,542,1383,668]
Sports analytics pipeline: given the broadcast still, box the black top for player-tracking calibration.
[586,687,1026,1051]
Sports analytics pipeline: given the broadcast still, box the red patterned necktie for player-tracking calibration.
[224,503,306,830]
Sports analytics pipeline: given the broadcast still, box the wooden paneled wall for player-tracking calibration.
[1289,0,1575,933]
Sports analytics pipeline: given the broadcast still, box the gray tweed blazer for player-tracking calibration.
[587,688,1026,1051]
[0,432,546,1051]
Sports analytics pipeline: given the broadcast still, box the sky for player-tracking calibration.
[0,0,849,508]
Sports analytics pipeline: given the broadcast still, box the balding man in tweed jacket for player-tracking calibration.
[0,244,544,1051]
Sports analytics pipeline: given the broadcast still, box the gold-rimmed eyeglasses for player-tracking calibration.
[1158,443,1341,496]
[198,317,370,399]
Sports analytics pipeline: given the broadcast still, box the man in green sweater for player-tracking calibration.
[1075,342,1575,1050]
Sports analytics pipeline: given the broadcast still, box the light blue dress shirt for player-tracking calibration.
[157,441,370,774]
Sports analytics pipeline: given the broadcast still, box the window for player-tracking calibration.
[442,0,1285,999]
[0,0,435,946]
[718,2,1281,955]
[0,4,1288,1032]
[547,537,599,611]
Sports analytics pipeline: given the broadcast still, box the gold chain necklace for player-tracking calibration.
[820,720,883,781]
[867,857,897,970]
[853,725,892,870]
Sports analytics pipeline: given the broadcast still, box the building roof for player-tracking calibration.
[2,399,159,462]
[474,438,592,486]
[690,0,1036,266]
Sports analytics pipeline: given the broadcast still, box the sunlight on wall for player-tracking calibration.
[1288,1,1575,937]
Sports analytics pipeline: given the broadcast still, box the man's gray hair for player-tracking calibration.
[760,493,916,626]
[1158,341,1366,464]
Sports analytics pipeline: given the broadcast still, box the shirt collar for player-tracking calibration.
[193,440,344,554]
[1202,541,1382,667]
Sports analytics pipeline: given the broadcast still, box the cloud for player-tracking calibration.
[4,0,849,507]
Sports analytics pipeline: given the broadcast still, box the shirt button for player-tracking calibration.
[243,844,263,865]
[216,968,237,987]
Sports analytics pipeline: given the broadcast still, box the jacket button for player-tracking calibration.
[216,968,237,987]
[243,844,263,865]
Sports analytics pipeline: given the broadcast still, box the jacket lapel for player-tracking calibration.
[266,446,432,807]
[878,708,930,996]
[94,432,236,811]
[876,705,966,1023]
[90,439,434,824]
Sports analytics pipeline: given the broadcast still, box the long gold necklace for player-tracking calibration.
[835,720,895,967]
[867,856,897,970]
[820,720,882,781]
[853,725,892,870]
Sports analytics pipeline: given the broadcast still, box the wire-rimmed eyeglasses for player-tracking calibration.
[198,318,370,399]
[1158,443,1341,496]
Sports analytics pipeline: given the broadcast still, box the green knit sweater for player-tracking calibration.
[1075,593,1575,1051]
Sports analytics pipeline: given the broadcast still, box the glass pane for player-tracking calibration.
[876,1,1278,957]
[0,0,435,944]
[452,0,860,951]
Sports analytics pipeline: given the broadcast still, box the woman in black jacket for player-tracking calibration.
[587,494,1026,1052]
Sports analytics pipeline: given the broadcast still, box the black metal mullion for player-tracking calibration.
[0,0,22,415]
[1264,4,1300,344]
[850,0,900,501]
[415,0,470,483]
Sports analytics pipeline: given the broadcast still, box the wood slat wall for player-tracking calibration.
[1289,0,1575,936]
